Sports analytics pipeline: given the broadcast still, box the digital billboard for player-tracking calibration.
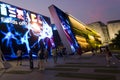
[51,24,61,47]
[0,1,54,59]
[67,15,102,51]
[49,5,82,55]
[49,5,101,54]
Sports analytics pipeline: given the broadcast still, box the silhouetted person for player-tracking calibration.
[105,46,115,67]
[52,48,58,64]
[44,48,48,62]
[16,49,22,66]
[62,47,67,60]
[29,49,34,69]
[0,48,4,68]
[38,48,45,71]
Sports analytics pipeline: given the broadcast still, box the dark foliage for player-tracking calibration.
[112,30,120,48]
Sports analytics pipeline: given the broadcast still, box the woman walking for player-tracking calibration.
[16,49,22,66]
[105,46,115,67]
[38,49,45,71]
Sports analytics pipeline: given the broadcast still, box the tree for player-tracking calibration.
[112,30,120,48]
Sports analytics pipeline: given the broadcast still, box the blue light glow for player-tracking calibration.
[0,2,54,59]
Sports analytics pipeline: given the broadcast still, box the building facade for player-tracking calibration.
[107,20,120,40]
[87,20,120,45]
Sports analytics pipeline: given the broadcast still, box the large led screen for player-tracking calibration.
[0,1,54,59]
[49,5,101,54]
[67,15,102,51]
[49,5,82,55]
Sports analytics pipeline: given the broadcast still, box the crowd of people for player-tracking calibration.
[100,46,116,67]
[91,45,118,67]
[37,47,67,71]
[0,43,68,71]
[1,44,119,71]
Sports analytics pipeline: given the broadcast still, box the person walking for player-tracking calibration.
[52,48,58,64]
[38,48,45,71]
[44,48,48,62]
[16,49,22,66]
[62,47,67,60]
[105,46,115,67]
[91,48,95,56]
[0,48,4,68]
[29,49,34,69]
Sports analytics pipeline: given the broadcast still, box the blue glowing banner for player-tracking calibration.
[49,5,82,55]
[0,1,54,59]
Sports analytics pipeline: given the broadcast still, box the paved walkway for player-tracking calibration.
[0,52,120,80]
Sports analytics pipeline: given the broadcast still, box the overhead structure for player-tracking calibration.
[49,5,101,54]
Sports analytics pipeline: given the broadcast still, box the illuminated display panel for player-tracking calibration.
[49,5,101,54]
[49,5,82,55]
[0,1,54,59]
[51,24,61,47]
[68,15,102,50]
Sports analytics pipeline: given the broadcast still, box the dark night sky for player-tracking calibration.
[1,0,120,24]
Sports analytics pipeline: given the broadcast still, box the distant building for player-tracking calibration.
[107,20,120,40]
[87,20,120,45]
[87,22,108,44]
